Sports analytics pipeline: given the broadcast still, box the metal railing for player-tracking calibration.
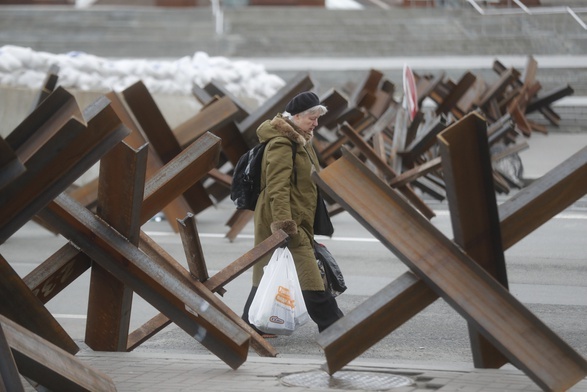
[466,0,587,29]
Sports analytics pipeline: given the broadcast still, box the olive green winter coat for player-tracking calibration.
[252,114,325,291]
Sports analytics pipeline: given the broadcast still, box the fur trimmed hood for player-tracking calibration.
[257,114,308,146]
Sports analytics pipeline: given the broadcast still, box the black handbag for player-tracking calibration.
[313,189,334,237]
[314,242,347,297]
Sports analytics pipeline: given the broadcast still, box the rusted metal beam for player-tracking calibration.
[411,175,446,201]
[314,149,587,391]
[317,271,437,374]
[129,229,289,355]
[24,244,92,304]
[204,229,289,294]
[361,105,397,142]
[438,112,508,368]
[137,229,286,357]
[126,313,171,351]
[140,132,222,223]
[26,132,219,309]
[207,168,232,189]
[38,194,250,369]
[31,64,60,110]
[122,80,214,214]
[237,72,314,147]
[67,178,99,209]
[225,209,255,242]
[202,80,252,122]
[435,71,477,118]
[402,114,448,161]
[338,122,435,220]
[177,213,210,282]
[174,96,240,148]
[0,322,26,392]
[415,71,445,106]
[6,87,80,162]
[491,142,529,163]
[0,94,130,244]
[477,68,520,109]
[1,315,116,392]
[0,137,25,190]
[348,69,383,108]
[499,145,587,250]
[316,89,349,131]
[107,90,190,232]
[438,113,508,284]
[526,85,574,114]
[367,83,395,119]
[316,142,587,378]
[192,82,214,106]
[457,78,486,114]
[493,57,563,126]
[122,81,181,163]
[0,254,78,354]
[388,157,441,188]
[85,142,148,352]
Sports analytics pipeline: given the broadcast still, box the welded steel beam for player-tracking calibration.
[317,271,437,374]
[434,71,476,118]
[140,132,221,222]
[85,142,148,352]
[174,95,240,148]
[0,91,129,244]
[122,80,216,214]
[314,149,587,391]
[107,90,191,232]
[178,213,209,282]
[338,122,435,220]
[0,254,78,354]
[315,143,586,370]
[133,229,287,357]
[438,112,508,368]
[24,244,91,304]
[38,194,250,370]
[1,315,116,392]
[30,64,60,110]
[499,145,587,250]
[0,323,24,392]
[24,133,220,306]
[0,137,25,190]
[237,72,314,148]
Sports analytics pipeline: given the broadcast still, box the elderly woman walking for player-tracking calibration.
[242,91,344,337]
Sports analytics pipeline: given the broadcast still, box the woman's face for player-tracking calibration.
[293,112,320,135]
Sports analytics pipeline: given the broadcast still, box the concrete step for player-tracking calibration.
[1,6,585,58]
[0,4,585,135]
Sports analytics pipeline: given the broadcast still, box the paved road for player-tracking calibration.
[3,179,586,366]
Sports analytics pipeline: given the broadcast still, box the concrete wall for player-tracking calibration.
[0,86,202,185]
[0,86,202,138]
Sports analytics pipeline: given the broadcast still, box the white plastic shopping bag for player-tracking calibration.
[248,246,309,335]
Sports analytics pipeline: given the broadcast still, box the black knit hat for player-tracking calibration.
[285,92,320,115]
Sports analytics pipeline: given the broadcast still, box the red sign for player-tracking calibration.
[403,64,418,121]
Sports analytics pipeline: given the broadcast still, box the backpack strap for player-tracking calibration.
[291,142,298,186]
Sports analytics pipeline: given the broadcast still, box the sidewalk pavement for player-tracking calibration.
[62,350,587,392]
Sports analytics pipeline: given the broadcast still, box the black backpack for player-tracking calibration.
[230,141,297,211]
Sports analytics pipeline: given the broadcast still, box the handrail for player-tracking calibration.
[568,6,587,29]
[465,0,587,29]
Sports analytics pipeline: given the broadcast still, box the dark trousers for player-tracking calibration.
[242,286,344,333]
